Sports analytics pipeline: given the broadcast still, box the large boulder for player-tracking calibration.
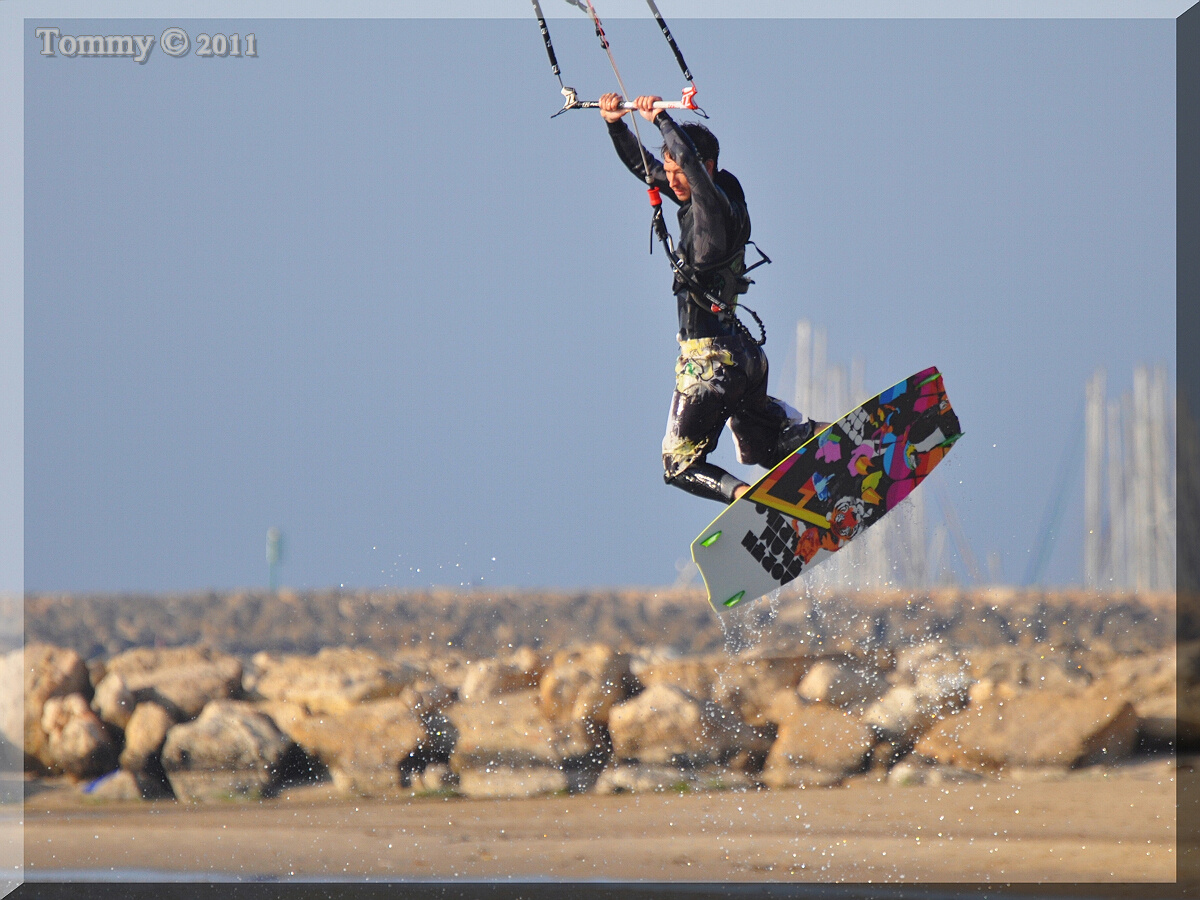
[894,644,974,707]
[445,690,572,799]
[259,697,434,796]
[161,700,293,801]
[41,693,118,780]
[1091,649,1176,745]
[760,692,876,787]
[593,764,699,795]
[81,769,147,802]
[712,655,812,727]
[446,690,562,771]
[607,682,755,768]
[458,647,544,701]
[913,683,1139,772]
[862,647,972,746]
[119,701,177,772]
[634,653,814,731]
[248,647,419,714]
[4,643,92,773]
[103,646,242,721]
[116,701,177,800]
[456,767,567,800]
[796,659,887,710]
[538,644,637,726]
[91,672,137,731]
[633,655,724,703]
[862,685,943,746]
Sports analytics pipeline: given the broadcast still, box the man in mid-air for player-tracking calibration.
[600,93,825,504]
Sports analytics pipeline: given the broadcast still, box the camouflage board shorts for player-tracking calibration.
[662,335,808,479]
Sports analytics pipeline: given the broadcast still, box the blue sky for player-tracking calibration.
[13,10,1179,593]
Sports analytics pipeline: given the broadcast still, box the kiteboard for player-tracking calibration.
[691,366,963,618]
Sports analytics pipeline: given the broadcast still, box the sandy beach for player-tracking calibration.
[22,755,1180,884]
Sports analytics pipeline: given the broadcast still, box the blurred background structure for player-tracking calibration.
[1083,366,1176,591]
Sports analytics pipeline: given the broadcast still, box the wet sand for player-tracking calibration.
[21,756,1181,884]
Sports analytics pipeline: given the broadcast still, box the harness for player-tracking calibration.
[649,187,771,346]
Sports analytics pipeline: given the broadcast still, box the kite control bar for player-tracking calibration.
[533,0,706,119]
[551,85,699,118]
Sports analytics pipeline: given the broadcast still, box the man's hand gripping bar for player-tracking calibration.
[552,85,700,117]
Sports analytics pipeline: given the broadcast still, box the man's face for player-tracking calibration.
[663,155,692,202]
[662,154,714,203]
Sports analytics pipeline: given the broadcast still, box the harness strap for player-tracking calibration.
[648,190,767,346]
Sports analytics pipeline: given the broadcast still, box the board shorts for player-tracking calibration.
[662,335,813,480]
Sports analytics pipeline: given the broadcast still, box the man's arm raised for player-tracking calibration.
[601,93,671,196]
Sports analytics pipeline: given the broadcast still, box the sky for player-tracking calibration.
[12,8,1180,594]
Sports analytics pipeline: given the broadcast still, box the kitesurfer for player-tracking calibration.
[600,93,827,504]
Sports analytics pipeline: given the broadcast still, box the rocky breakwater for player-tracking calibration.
[6,629,1191,803]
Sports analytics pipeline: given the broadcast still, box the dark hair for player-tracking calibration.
[663,122,719,167]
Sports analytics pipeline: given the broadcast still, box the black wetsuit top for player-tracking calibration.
[607,114,751,340]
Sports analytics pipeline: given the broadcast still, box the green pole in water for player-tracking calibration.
[266,527,284,591]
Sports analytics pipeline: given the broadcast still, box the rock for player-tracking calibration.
[398,680,457,715]
[628,646,681,677]
[859,657,969,748]
[633,654,814,730]
[0,651,22,762]
[538,644,637,726]
[409,763,457,793]
[4,643,92,773]
[607,683,755,767]
[863,686,934,745]
[247,647,418,714]
[796,659,886,710]
[692,768,758,792]
[887,759,931,786]
[713,655,812,727]
[913,683,1140,772]
[634,655,724,703]
[81,767,174,801]
[537,715,611,779]
[447,690,563,771]
[420,653,473,695]
[593,764,698,795]
[329,766,403,797]
[960,645,1090,692]
[894,644,974,707]
[81,769,143,802]
[1091,650,1176,745]
[760,692,876,786]
[103,646,243,721]
[41,693,119,780]
[886,759,984,787]
[967,678,1018,708]
[86,659,108,691]
[119,702,177,772]
[609,683,705,765]
[259,697,432,796]
[760,763,845,790]
[456,766,567,800]
[458,647,544,701]
[161,700,292,801]
[91,672,137,731]
[869,740,905,770]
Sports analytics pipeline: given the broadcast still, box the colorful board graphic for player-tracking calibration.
[691,366,963,618]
